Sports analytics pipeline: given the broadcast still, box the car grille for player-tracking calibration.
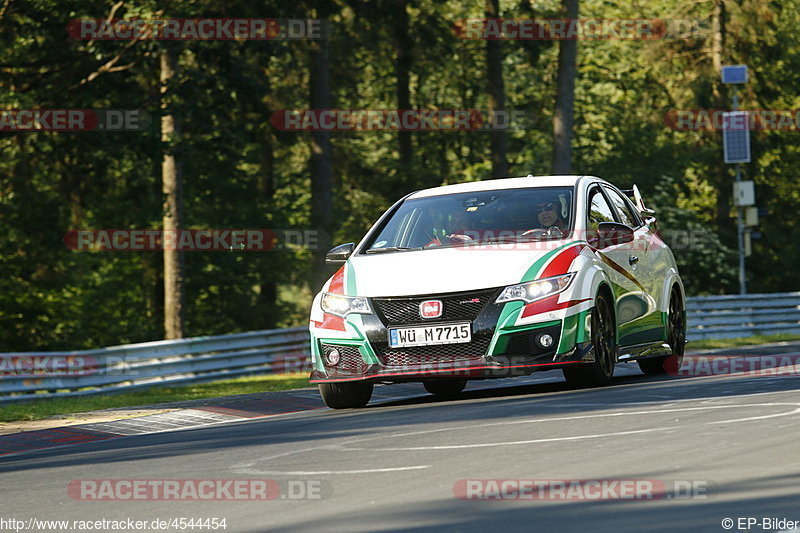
[371,288,498,326]
[320,343,365,373]
[379,335,491,366]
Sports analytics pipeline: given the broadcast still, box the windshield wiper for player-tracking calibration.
[365,246,420,254]
[479,236,526,244]
[485,228,566,243]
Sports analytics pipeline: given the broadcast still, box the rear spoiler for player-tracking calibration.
[622,185,656,218]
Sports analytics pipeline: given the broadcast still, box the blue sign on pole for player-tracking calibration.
[722,65,748,84]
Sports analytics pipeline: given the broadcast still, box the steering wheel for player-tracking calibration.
[521,226,564,239]
[520,228,548,239]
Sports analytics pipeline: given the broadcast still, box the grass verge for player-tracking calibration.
[688,333,800,351]
[0,373,312,423]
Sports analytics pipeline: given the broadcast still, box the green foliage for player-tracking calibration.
[648,175,737,295]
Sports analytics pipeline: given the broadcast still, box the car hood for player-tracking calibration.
[347,242,570,297]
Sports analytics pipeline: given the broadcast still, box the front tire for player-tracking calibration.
[423,379,467,398]
[639,287,686,375]
[318,381,373,409]
[563,291,617,388]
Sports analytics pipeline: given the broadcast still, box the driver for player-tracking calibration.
[535,194,568,231]
[445,210,477,242]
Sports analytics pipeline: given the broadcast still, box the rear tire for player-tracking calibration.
[563,291,616,388]
[638,287,685,375]
[423,379,467,398]
[318,381,373,409]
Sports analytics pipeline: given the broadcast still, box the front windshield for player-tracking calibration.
[364,186,573,253]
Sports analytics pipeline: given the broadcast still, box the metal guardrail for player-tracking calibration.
[0,327,311,403]
[1,292,798,402]
[686,292,800,340]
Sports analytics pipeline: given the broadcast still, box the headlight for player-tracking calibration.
[495,273,575,304]
[321,292,371,317]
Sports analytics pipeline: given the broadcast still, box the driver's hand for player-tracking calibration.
[423,236,442,248]
[446,233,473,241]
[546,226,564,237]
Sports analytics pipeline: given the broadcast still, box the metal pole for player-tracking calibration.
[735,164,747,294]
[732,86,747,294]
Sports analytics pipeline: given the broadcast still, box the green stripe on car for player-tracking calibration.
[520,241,583,282]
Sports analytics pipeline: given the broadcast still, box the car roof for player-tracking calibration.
[407,175,599,199]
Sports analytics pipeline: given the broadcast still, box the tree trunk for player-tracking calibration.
[393,0,413,182]
[711,0,726,101]
[711,0,731,234]
[552,0,578,174]
[309,36,334,291]
[257,126,275,198]
[160,44,185,339]
[258,125,278,326]
[486,0,509,178]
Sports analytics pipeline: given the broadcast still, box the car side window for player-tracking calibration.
[604,187,639,228]
[587,187,616,231]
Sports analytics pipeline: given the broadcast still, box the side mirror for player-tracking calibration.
[591,222,634,249]
[325,242,355,264]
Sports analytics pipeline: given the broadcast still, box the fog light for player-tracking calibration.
[326,348,341,366]
[537,333,554,349]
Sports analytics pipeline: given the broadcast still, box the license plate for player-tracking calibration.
[388,322,471,348]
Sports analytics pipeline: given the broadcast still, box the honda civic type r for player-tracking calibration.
[308,175,686,408]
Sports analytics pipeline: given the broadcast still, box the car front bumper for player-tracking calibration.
[309,319,594,384]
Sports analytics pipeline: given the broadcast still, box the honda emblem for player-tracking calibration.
[419,300,443,319]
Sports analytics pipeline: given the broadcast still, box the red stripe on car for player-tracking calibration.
[540,244,585,279]
[320,314,345,331]
[521,294,591,318]
[328,265,345,294]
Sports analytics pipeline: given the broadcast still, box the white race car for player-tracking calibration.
[309,175,686,408]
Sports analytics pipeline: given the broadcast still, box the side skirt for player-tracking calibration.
[617,341,671,362]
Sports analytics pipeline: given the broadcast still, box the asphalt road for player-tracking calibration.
[2,343,800,533]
